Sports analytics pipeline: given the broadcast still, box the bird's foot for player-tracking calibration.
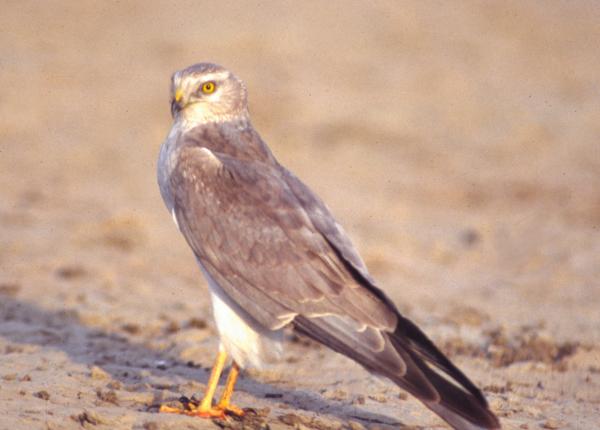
[159,396,245,419]
[159,403,225,418]
[216,401,245,417]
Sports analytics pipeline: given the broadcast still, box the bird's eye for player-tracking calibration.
[201,81,216,94]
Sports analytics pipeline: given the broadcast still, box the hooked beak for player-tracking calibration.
[171,88,184,117]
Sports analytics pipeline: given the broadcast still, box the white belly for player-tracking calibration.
[198,262,283,369]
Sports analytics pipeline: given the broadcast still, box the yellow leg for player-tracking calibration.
[160,349,230,418]
[198,349,228,413]
[216,361,244,416]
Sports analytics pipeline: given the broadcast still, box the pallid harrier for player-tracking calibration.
[157,63,500,430]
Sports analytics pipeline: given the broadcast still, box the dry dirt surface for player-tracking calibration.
[1,1,599,429]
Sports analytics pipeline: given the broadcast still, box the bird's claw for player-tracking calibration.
[159,402,245,419]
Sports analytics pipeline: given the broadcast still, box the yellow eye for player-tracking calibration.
[201,81,216,94]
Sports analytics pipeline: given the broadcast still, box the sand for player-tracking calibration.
[1,1,599,429]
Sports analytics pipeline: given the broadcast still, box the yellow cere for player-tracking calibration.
[175,88,183,103]
[202,81,216,94]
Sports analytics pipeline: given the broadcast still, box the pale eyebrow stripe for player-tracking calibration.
[198,71,231,82]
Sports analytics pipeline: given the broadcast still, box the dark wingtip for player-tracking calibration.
[395,315,488,405]
[389,317,500,429]
[420,361,501,429]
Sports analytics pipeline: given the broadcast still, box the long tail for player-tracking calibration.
[293,314,500,430]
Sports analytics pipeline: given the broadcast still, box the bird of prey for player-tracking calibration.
[157,62,500,430]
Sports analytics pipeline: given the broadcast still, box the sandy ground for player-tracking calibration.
[1,1,600,429]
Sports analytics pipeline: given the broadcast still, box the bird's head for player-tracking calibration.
[170,63,249,124]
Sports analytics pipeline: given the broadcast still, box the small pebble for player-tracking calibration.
[107,380,122,390]
[368,393,387,403]
[186,317,207,329]
[324,389,347,400]
[71,410,105,426]
[353,394,366,405]
[56,265,87,279]
[96,389,119,405]
[347,420,366,430]
[542,419,561,429]
[90,366,110,380]
[34,390,50,400]
[121,323,141,335]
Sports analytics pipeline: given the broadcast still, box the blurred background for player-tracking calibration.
[1,1,599,429]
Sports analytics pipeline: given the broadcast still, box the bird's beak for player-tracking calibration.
[171,88,184,117]
[175,88,183,104]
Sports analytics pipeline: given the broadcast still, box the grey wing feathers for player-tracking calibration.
[170,144,500,429]
[170,145,396,331]
[281,168,405,313]
[281,169,375,285]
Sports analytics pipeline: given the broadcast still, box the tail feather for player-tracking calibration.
[411,348,500,429]
[388,326,500,428]
[394,315,487,405]
[293,315,501,430]
[426,403,497,430]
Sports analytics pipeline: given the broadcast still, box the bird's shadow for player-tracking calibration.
[0,295,406,427]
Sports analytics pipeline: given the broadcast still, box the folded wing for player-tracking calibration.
[170,144,500,429]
